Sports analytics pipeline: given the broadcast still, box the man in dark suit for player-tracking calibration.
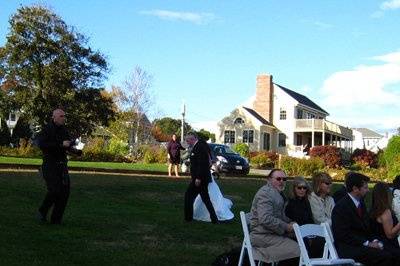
[332,172,394,266]
[184,132,218,224]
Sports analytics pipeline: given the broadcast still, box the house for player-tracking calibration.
[0,111,21,135]
[352,128,384,152]
[217,74,353,155]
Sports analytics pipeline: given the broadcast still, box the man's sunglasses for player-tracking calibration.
[296,186,308,190]
[275,177,287,182]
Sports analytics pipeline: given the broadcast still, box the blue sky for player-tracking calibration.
[1,0,400,134]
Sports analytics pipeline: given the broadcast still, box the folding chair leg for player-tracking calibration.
[238,240,245,266]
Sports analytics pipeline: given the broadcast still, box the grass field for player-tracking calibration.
[0,156,167,172]
[0,170,267,266]
[1,169,371,265]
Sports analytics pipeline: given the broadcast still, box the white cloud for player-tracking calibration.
[320,51,400,108]
[139,9,215,25]
[381,0,400,10]
[320,50,400,130]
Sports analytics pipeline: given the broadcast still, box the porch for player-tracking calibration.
[293,119,353,152]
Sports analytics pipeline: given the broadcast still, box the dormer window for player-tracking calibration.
[234,117,244,125]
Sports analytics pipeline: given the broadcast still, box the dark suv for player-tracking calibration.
[208,143,250,176]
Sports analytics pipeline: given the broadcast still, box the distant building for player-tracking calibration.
[217,74,353,155]
[352,128,386,152]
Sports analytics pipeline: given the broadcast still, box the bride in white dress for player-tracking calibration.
[193,172,234,222]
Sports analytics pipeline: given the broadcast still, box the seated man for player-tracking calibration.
[332,172,397,266]
[249,169,299,265]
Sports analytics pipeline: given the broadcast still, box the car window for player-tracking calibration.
[223,146,237,154]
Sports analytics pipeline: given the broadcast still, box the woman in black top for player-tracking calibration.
[370,182,400,249]
[285,176,314,225]
[285,176,323,258]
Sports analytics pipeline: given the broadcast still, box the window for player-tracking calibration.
[224,130,235,144]
[306,113,315,119]
[280,108,286,120]
[243,130,254,143]
[234,117,244,125]
[278,133,286,147]
[297,109,303,119]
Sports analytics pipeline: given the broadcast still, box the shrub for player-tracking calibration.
[351,149,378,168]
[107,138,129,156]
[377,149,386,168]
[310,145,342,168]
[280,156,325,177]
[141,145,168,164]
[250,151,279,169]
[0,139,41,158]
[232,143,249,158]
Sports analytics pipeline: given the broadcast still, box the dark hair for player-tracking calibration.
[392,175,400,190]
[311,172,332,195]
[290,176,310,199]
[345,172,370,192]
[370,182,392,219]
[267,168,285,179]
[185,131,198,139]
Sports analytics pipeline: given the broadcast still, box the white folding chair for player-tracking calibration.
[293,223,355,266]
[322,223,363,266]
[238,211,276,266]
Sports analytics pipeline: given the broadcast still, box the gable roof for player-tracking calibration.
[242,106,274,126]
[353,128,383,138]
[274,83,329,115]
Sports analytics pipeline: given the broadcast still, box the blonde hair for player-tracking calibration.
[312,172,332,196]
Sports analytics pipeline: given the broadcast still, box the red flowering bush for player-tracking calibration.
[309,145,342,168]
[351,149,378,168]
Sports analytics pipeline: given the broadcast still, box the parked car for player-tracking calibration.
[181,143,250,177]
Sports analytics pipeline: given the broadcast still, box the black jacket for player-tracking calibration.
[189,139,212,184]
[332,194,374,251]
[285,197,314,225]
[38,121,71,162]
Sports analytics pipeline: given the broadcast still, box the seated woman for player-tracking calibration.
[286,177,323,258]
[370,182,400,249]
[193,172,234,222]
[309,172,335,226]
[249,169,299,265]
[285,176,313,225]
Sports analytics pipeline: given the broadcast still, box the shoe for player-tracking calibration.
[36,212,47,223]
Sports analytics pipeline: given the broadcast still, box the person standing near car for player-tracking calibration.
[167,134,185,177]
[184,132,218,224]
[37,108,79,224]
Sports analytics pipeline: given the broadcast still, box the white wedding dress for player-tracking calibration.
[193,175,234,222]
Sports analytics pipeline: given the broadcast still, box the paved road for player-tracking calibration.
[249,168,271,176]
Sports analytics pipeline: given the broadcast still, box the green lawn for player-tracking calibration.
[0,156,167,172]
[1,170,369,265]
[0,171,265,266]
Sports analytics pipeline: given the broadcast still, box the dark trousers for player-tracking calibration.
[337,244,395,266]
[39,161,70,224]
[184,181,218,223]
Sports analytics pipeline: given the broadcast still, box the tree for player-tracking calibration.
[0,120,11,146]
[153,117,192,138]
[0,5,115,137]
[119,66,154,148]
[196,128,215,142]
[10,116,32,145]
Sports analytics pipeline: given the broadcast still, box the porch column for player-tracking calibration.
[312,119,315,147]
[322,131,325,146]
[330,134,333,145]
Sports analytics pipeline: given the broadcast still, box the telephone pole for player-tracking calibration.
[181,101,185,143]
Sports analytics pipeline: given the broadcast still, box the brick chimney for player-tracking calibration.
[253,74,273,122]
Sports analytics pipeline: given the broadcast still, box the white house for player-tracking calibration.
[0,111,20,135]
[217,74,353,155]
[352,128,385,152]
